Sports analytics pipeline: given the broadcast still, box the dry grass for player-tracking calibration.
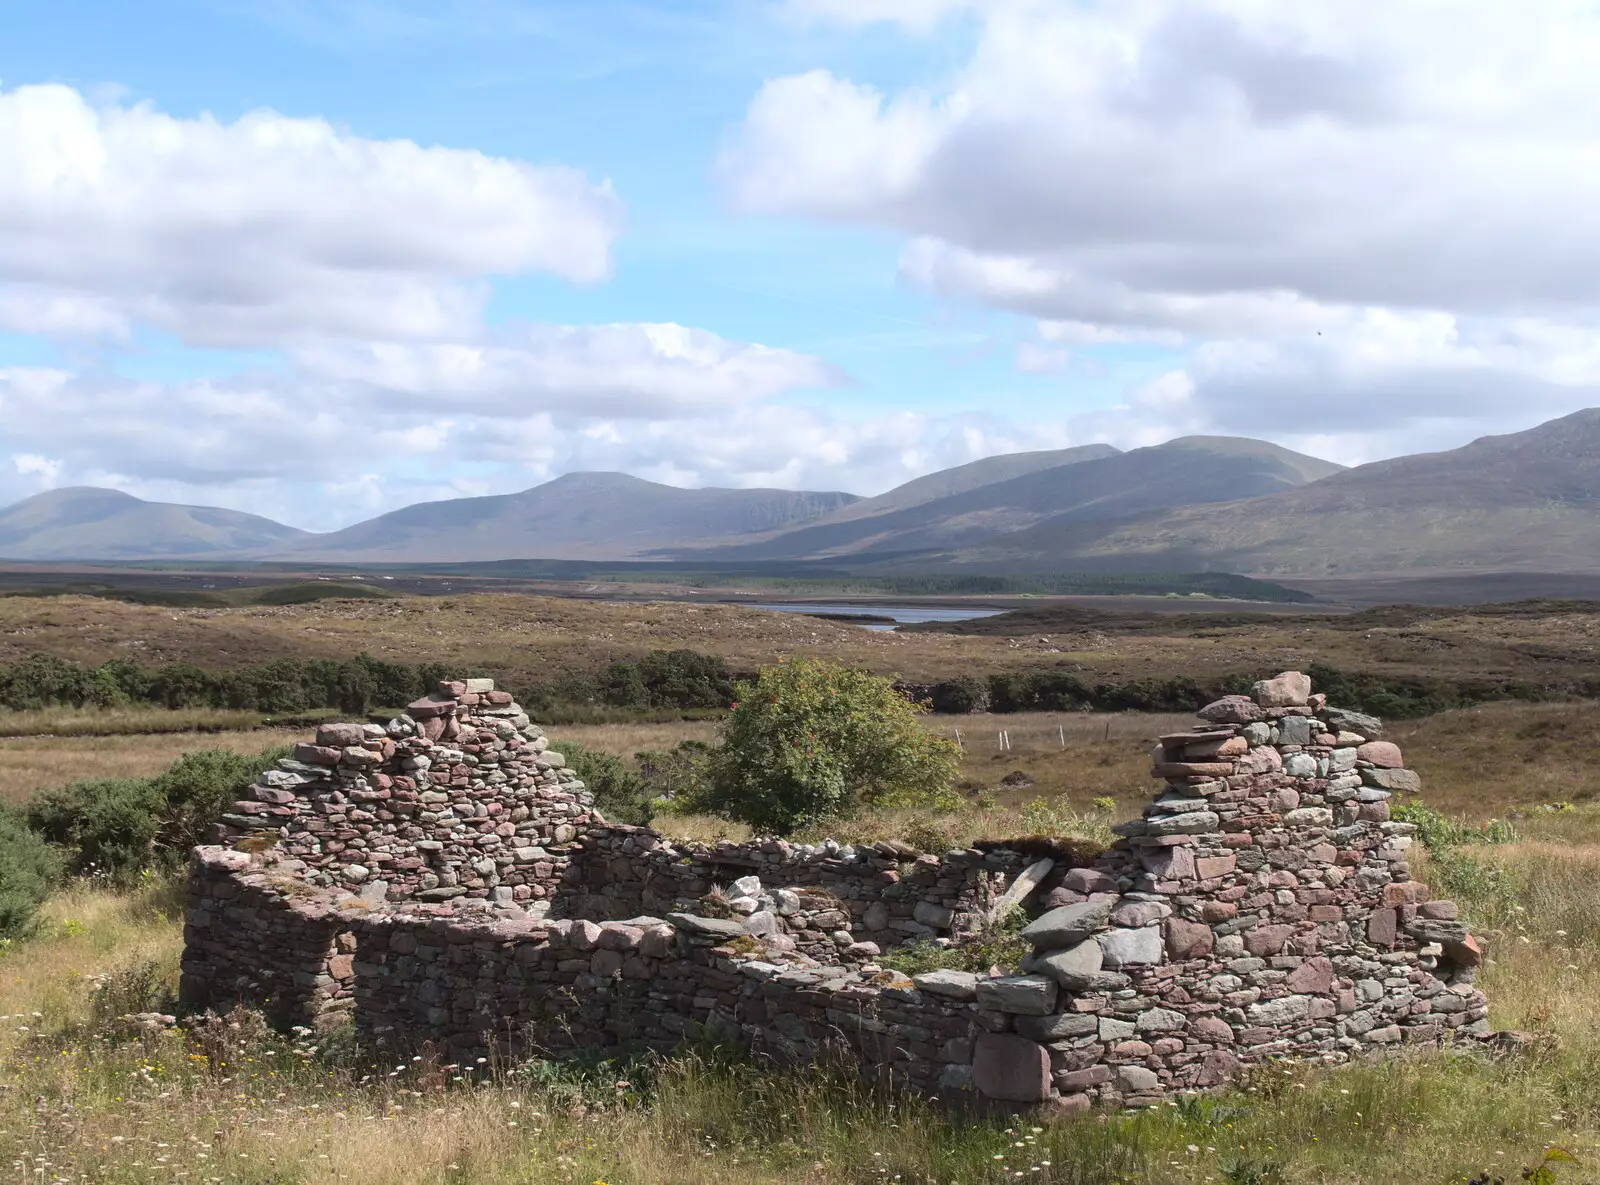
[0,727,300,805]
[0,706,269,737]
[11,591,1600,694]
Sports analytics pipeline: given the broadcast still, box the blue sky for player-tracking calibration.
[3,0,1600,529]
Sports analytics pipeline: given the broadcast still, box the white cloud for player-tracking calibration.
[724,0,1600,456]
[0,83,622,348]
[291,322,844,417]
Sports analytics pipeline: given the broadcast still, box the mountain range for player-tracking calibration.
[5,409,1600,578]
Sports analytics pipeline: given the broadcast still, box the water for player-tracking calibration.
[750,602,1005,631]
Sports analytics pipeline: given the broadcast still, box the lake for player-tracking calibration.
[751,603,1006,631]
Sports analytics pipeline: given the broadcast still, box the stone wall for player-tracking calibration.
[181,670,1490,1113]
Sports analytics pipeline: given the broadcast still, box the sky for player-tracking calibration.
[5,0,1600,530]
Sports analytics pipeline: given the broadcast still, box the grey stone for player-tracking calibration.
[863,902,890,930]
[1246,995,1311,1026]
[1118,1065,1160,1092]
[913,969,979,1001]
[1145,811,1219,836]
[1284,807,1334,827]
[1135,1007,1187,1033]
[913,901,955,929]
[1014,1011,1099,1041]
[1276,716,1314,746]
[1324,707,1383,740]
[973,1033,1051,1102]
[1283,754,1318,779]
[1021,899,1112,950]
[1098,927,1164,967]
[667,913,747,940]
[1099,1016,1135,1041]
[974,975,1059,1015]
[989,858,1055,921]
[743,910,778,937]
[1034,939,1104,990]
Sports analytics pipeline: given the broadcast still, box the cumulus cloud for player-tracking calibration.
[291,323,845,417]
[725,0,1600,455]
[0,365,1072,529]
[0,83,622,348]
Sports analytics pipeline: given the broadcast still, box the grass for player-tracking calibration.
[0,727,302,806]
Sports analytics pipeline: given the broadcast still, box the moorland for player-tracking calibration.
[3,592,1600,1183]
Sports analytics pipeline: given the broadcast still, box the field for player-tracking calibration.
[7,592,1600,694]
[7,593,1600,1182]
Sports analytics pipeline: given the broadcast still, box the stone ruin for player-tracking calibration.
[180,671,1489,1114]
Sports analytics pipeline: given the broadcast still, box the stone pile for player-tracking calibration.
[181,670,1491,1115]
[213,679,596,906]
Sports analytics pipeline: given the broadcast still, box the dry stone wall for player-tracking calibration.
[181,671,1490,1114]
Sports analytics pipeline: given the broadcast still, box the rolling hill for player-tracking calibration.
[268,472,860,563]
[935,410,1600,576]
[0,487,310,560]
[684,436,1344,560]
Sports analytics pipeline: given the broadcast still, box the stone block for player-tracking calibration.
[1015,1011,1099,1041]
[1135,1007,1187,1033]
[1022,899,1112,950]
[1194,854,1236,879]
[1197,696,1262,724]
[315,723,366,748]
[1062,868,1118,894]
[1117,1065,1160,1092]
[1242,924,1295,956]
[1034,939,1103,989]
[914,901,955,928]
[1253,671,1311,708]
[975,975,1058,1016]
[972,1034,1051,1103]
[1164,917,1214,960]
[913,970,978,1001]
[1098,927,1163,967]
[1285,956,1335,994]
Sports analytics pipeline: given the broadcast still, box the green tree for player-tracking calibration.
[688,658,961,835]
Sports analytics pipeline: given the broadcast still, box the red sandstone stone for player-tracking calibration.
[1045,1093,1092,1120]
[1368,907,1398,947]
[1357,741,1404,768]
[1382,881,1430,907]
[1419,900,1460,920]
[1165,917,1214,960]
[1286,957,1335,993]
[1194,854,1237,879]
[973,1033,1051,1102]
[1191,1016,1234,1044]
[1243,924,1295,956]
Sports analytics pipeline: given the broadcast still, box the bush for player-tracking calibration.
[557,741,654,826]
[27,745,290,879]
[686,659,962,835]
[0,806,61,940]
[27,778,165,879]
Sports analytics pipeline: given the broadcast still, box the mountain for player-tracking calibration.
[936,410,1600,576]
[683,436,1343,561]
[270,472,861,563]
[0,487,310,560]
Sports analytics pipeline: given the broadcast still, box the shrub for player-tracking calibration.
[0,806,61,940]
[150,746,290,855]
[557,741,654,826]
[27,777,165,879]
[686,658,962,835]
[27,745,290,879]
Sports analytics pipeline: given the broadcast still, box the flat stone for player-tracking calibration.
[973,1033,1051,1102]
[990,858,1055,921]
[913,969,978,1001]
[1284,807,1334,827]
[1364,768,1422,793]
[1324,707,1384,739]
[1242,924,1296,956]
[914,900,955,928]
[1145,811,1220,836]
[1022,899,1112,949]
[1034,939,1104,989]
[315,723,365,747]
[1014,1011,1099,1041]
[1136,1007,1187,1033]
[667,913,747,940]
[1097,927,1164,967]
[1061,868,1118,894]
[974,975,1059,1015]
